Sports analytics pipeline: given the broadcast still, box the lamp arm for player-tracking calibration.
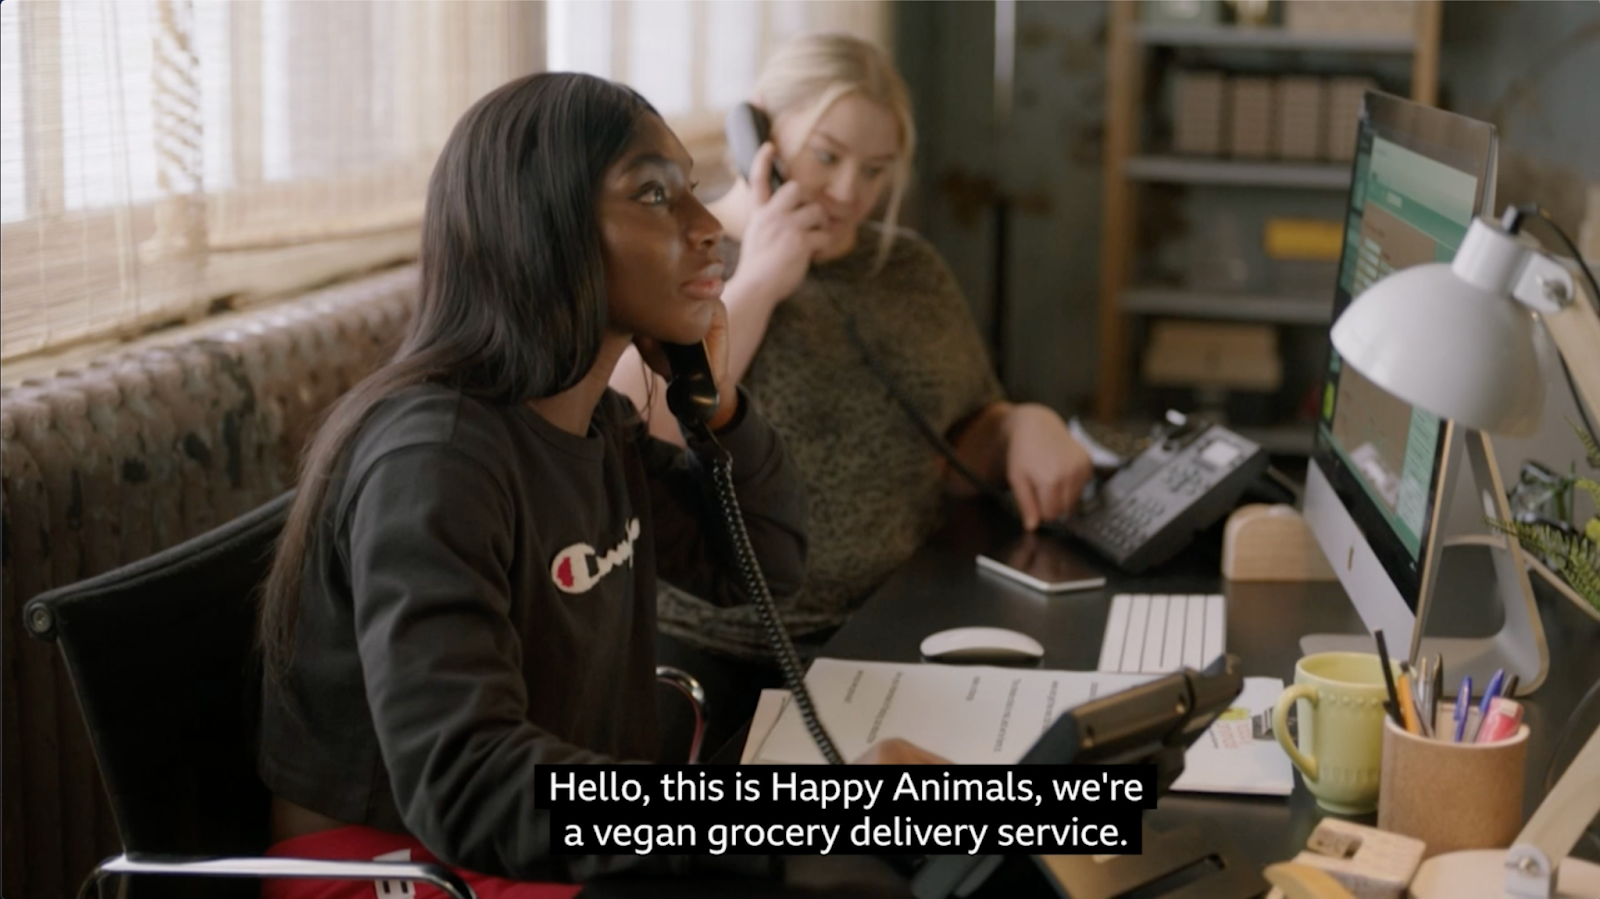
[1508,714,1600,895]
[1513,255,1600,432]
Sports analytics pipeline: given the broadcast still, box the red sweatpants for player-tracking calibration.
[261,825,582,899]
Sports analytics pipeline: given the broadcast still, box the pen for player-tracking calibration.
[1440,655,1452,732]
[1408,661,1432,737]
[1471,669,1505,742]
[1374,630,1405,728]
[1431,656,1444,733]
[1453,677,1472,743]
[1502,674,1520,700]
[1397,670,1422,735]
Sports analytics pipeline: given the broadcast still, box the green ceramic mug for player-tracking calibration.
[1272,652,1398,814]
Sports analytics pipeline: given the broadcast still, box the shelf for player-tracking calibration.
[1121,288,1333,325]
[1125,156,1352,189]
[1135,24,1416,54]
[1236,423,1317,456]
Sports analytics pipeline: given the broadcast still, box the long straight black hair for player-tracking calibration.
[261,73,656,684]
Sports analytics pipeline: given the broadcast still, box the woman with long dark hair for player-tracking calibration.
[255,73,938,895]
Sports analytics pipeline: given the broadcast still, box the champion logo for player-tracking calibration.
[551,518,642,594]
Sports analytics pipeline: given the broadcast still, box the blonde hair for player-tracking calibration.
[753,33,916,272]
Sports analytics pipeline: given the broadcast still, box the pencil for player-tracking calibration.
[1397,671,1422,735]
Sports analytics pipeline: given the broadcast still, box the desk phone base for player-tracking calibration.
[1067,423,1269,573]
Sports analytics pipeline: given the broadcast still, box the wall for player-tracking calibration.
[1436,0,1600,491]
[895,0,1108,415]
[895,0,1598,473]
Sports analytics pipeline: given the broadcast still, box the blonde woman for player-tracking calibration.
[612,34,1091,747]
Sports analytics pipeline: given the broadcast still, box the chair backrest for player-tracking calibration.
[24,492,292,862]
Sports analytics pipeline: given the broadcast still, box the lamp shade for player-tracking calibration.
[1330,260,1550,438]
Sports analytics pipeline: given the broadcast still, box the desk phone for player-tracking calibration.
[1064,422,1269,572]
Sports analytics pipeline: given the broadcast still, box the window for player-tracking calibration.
[0,0,539,363]
[1,0,889,365]
[544,0,888,163]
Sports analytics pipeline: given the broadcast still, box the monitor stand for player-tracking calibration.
[1301,428,1549,697]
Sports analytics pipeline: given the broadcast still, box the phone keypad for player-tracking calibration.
[1088,495,1168,548]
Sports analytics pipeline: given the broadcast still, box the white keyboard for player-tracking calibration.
[1098,593,1226,674]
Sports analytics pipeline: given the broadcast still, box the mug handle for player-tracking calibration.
[1273,684,1319,783]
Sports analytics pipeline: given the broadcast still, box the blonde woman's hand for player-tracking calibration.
[733,142,832,309]
[1003,404,1094,531]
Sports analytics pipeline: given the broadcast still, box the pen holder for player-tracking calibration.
[1377,709,1528,859]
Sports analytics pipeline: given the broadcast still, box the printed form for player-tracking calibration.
[744,659,1291,796]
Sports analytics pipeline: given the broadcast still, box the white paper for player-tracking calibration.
[742,659,1292,797]
[1168,675,1293,796]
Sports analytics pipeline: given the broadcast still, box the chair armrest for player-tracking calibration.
[655,665,709,764]
[92,853,476,899]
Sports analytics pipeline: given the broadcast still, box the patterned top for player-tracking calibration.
[658,223,1003,658]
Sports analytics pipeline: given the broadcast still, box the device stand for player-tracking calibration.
[1032,823,1267,899]
[1301,428,1549,696]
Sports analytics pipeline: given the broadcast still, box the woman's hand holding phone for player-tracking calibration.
[733,142,832,310]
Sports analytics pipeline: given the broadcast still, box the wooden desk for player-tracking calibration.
[817,499,1600,891]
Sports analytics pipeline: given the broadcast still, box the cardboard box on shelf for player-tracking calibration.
[1175,70,1227,156]
[1143,320,1282,391]
[1275,76,1325,161]
[1228,77,1275,159]
[1326,77,1377,162]
[1285,0,1417,37]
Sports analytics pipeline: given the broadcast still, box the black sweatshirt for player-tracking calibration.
[259,384,805,882]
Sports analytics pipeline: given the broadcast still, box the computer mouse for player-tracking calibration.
[919,627,1046,664]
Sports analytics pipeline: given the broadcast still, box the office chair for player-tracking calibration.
[24,491,708,899]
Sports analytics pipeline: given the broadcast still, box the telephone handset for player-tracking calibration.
[725,103,785,193]
[660,340,845,765]
[659,341,720,440]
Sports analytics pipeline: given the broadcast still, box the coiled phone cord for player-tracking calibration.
[701,442,846,765]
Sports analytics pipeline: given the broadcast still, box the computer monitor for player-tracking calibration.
[1302,92,1550,689]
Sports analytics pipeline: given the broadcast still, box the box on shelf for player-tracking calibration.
[1143,320,1282,391]
[1285,0,1417,37]
[1175,70,1227,156]
[1263,218,1343,261]
[1268,260,1339,298]
[1274,76,1324,160]
[1228,77,1275,159]
[1140,0,1223,26]
[1325,77,1377,162]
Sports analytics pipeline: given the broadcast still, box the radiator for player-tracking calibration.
[1,266,418,899]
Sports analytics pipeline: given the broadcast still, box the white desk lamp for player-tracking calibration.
[1332,207,1600,898]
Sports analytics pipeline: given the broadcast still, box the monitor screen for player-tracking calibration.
[1315,92,1496,608]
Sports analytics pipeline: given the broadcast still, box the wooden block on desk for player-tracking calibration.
[1223,504,1338,582]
